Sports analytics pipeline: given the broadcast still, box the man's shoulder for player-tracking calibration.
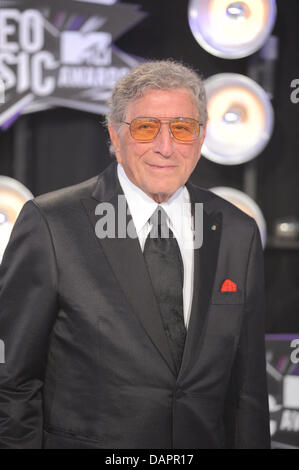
[32,174,99,214]
[188,182,256,229]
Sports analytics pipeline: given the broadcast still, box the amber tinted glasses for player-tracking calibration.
[121,117,203,143]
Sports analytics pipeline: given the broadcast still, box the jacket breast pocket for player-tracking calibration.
[211,291,243,305]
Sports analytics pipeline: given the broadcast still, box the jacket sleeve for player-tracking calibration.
[0,200,58,449]
[224,220,270,449]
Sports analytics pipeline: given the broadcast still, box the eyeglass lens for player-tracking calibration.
[129,117,200,142]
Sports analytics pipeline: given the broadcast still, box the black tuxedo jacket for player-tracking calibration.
[0,161,270,449]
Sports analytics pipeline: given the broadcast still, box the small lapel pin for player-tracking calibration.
[211,225,217,231]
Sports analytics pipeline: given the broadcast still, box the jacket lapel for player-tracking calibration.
[178,182,222,380]
[81,161,176,374]
[81,162,223,379]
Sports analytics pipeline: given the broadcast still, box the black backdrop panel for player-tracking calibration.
[29,109,112,195]
[0,0,298,332]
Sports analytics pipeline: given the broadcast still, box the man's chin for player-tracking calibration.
[145,185,181,202]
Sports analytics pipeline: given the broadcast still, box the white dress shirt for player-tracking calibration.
[117,163,194,329]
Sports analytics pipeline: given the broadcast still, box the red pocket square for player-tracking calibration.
[221,279,237,292]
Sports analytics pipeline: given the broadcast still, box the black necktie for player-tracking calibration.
[143,206,186,374]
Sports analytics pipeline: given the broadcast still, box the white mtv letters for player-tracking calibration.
[60,32,112,66]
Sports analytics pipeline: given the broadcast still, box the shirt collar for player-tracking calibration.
[117,163,190,236]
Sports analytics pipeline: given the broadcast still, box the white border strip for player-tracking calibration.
[74,0,117,5]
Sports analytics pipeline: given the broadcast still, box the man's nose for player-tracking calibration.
[152,123,174,157]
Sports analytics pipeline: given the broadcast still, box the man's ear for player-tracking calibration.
[198,124,207,157]
[200,124,207,144]
[108,124,121,162]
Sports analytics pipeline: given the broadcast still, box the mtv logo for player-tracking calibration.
[61,32,112,66]
[283,376,299,409]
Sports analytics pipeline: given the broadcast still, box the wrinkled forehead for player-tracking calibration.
[124,88,199,121]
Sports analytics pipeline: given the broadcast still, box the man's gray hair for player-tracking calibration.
[106,59,208,131]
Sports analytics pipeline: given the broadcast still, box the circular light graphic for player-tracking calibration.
[0,176,33,263]
[203,73,274,165]
[188,0,277,59]
[210,186,267,247]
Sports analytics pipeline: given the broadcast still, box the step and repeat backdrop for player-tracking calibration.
[0,0,299,448]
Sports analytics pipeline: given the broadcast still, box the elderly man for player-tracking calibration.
[0,60,270,449]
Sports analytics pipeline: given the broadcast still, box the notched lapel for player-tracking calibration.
[80,162,176,375]
[179,184,223,379]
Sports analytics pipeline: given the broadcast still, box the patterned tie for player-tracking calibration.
[143,206,186,374]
